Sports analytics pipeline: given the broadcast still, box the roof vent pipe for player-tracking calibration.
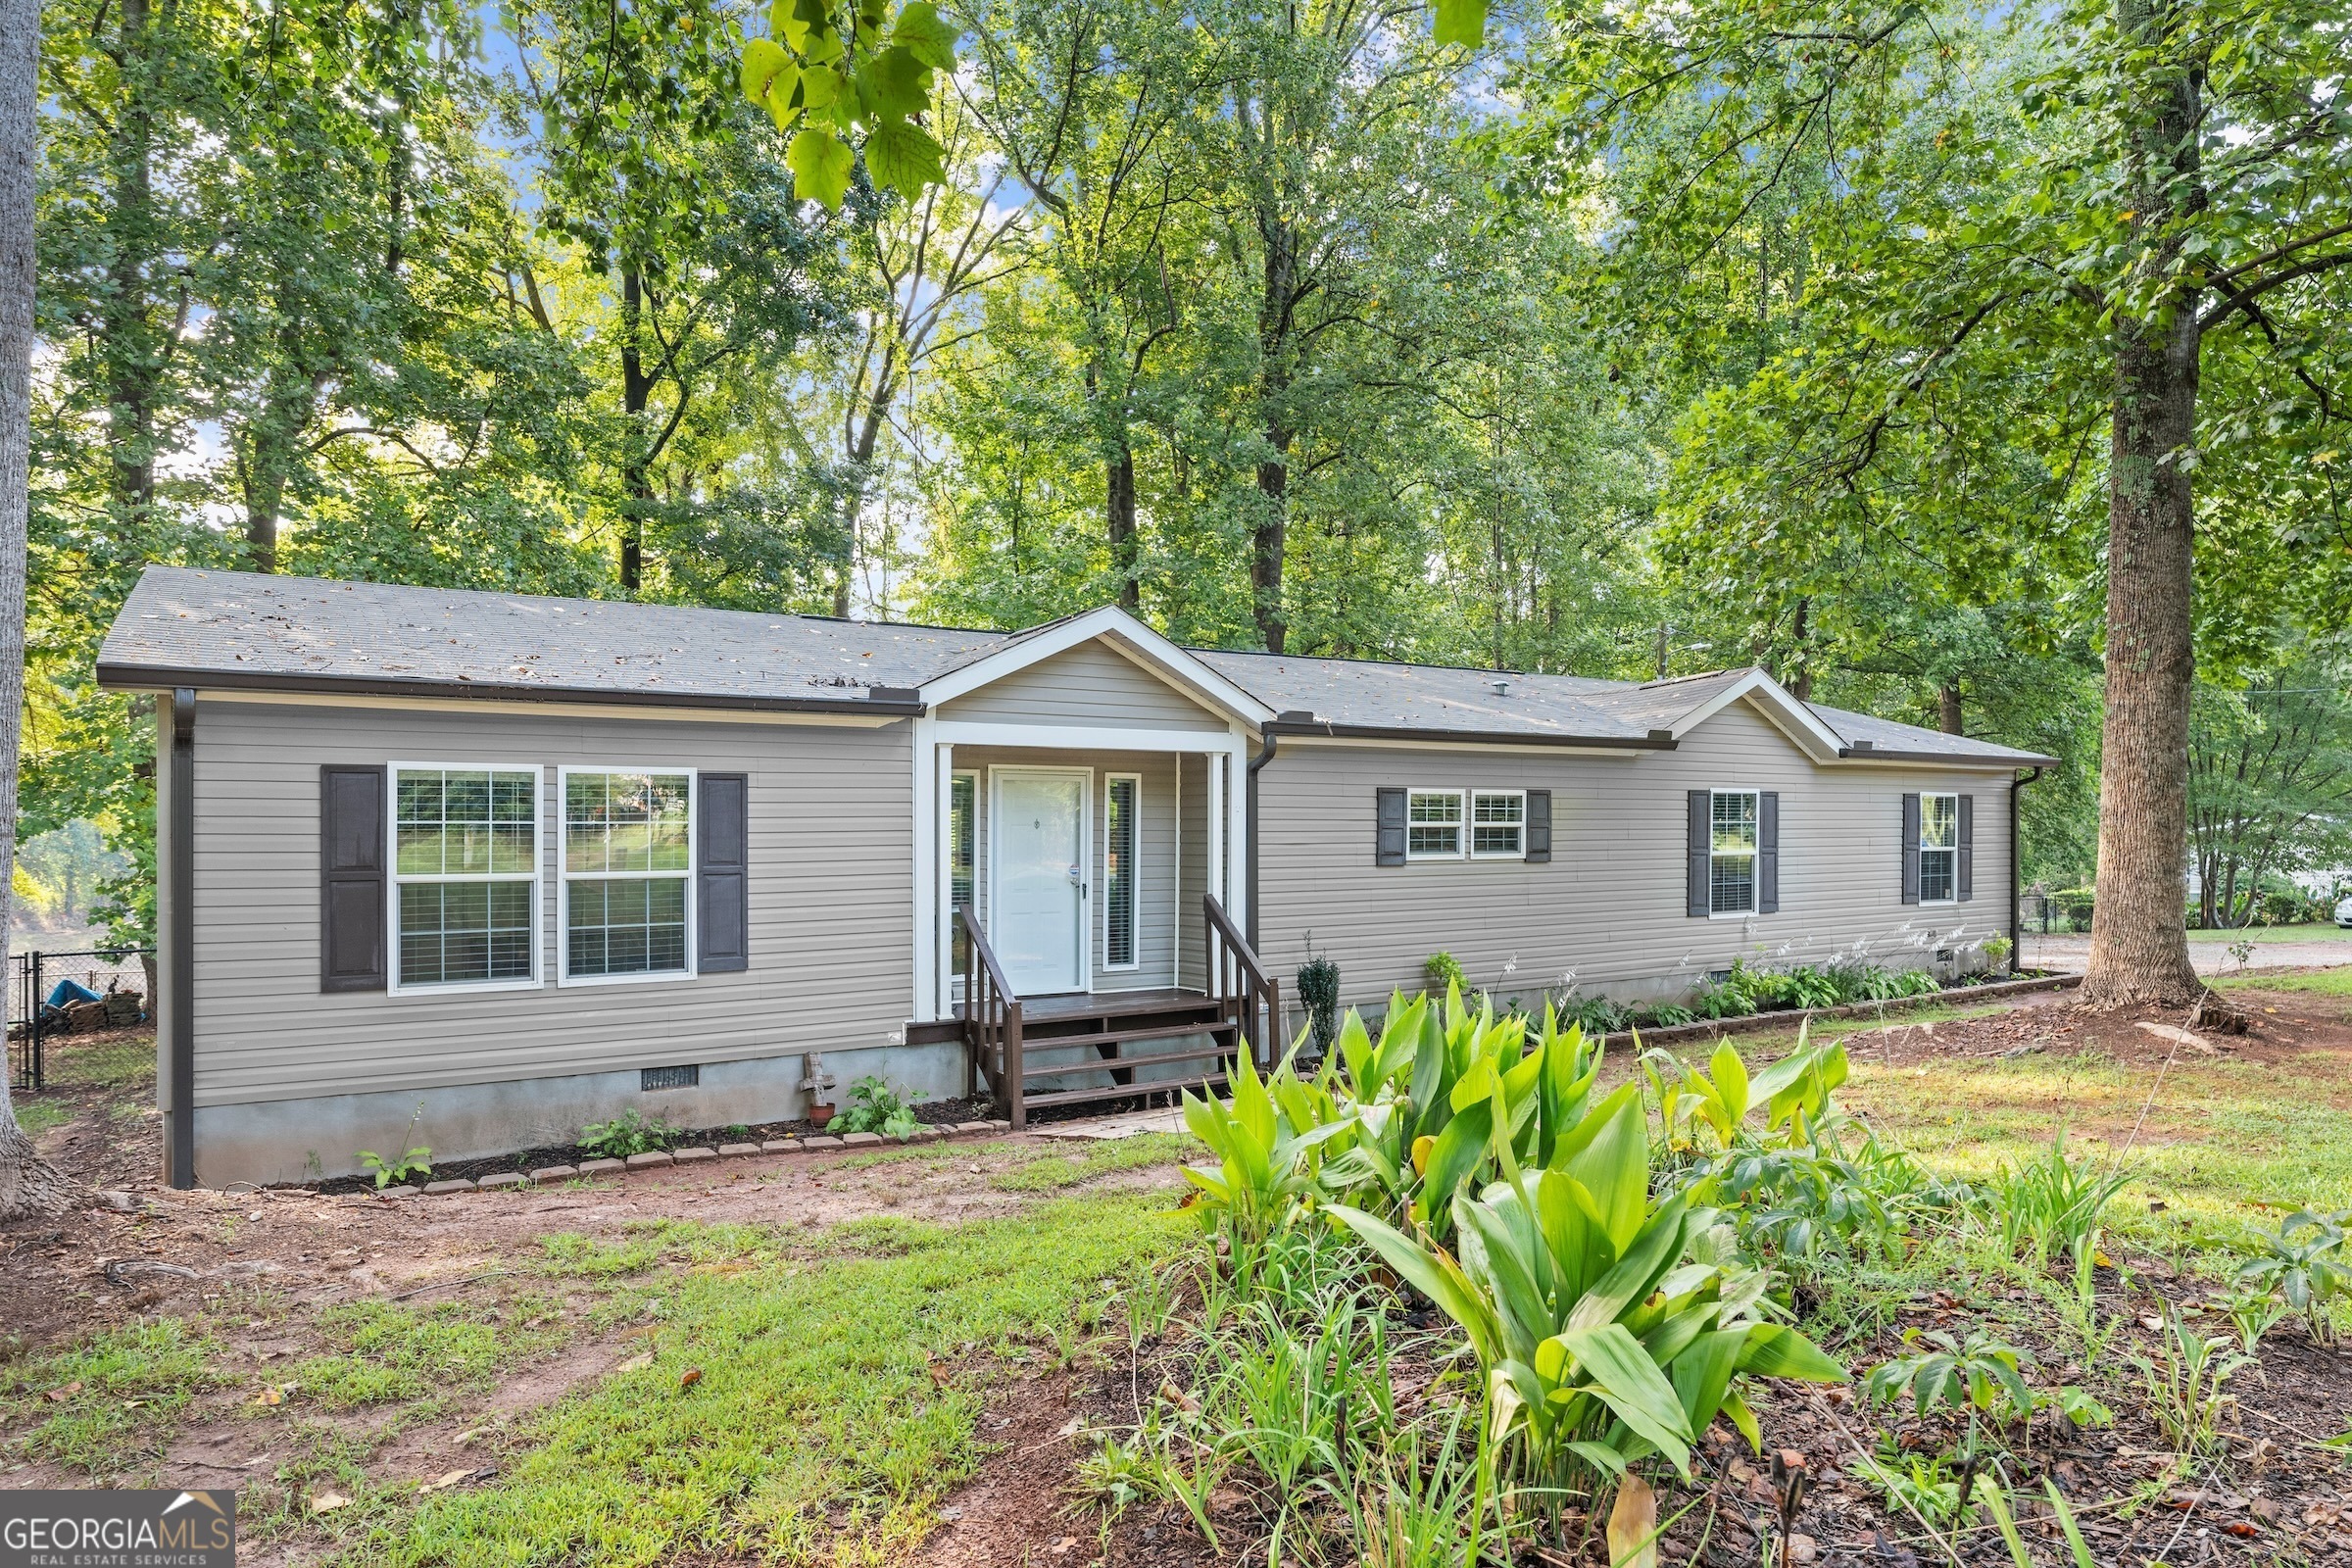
[1490,678,1511,697]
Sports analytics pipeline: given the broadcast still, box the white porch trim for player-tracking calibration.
[916,606,1276,725]
[912,717,1250,1023]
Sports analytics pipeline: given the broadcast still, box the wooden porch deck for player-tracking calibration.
[956,898,1282,1128]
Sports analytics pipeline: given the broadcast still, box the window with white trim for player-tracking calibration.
[1710,790,1759,915]
[1104,774,1139,968]
[392,765,539,989]
[562,770,694,980]
[1919,792,1959,904]
[1407,790,1464,859]
[1470,791,1525,858]
[949,770,977,972]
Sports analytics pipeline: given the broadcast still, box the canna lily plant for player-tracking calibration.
[1329,1081,1845,1502]
[1181,1044,1354,1248]
[1321,985,1604,1239]
[1647,1021,1851,1153]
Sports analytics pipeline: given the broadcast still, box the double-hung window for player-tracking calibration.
[391,765,540,990]
[1709,790,1759,915]
[1470,791,1525,858]
[1407,790,1465,859]
[1919,793,1959,904]
[562,769,695,982]
[1104,774,1139,969]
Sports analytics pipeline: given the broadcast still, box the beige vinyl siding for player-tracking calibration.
[1253,700,2017,1010]
[186,699,913,1107]
[937,640,1223,730]
[950,746,1183,991]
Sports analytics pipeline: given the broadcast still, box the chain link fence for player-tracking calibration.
[9,948,155,1092]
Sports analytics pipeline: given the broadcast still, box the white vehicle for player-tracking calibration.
[2337,894,2352,929]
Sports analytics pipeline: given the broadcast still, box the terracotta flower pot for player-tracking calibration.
[808,1103,837,1129]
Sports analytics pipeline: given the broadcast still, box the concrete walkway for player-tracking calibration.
[2022,931,2352,976]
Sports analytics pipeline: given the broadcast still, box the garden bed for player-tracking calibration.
[1598,969,2082,1052]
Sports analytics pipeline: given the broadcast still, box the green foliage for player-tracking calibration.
[356,1145,432,1190]
[1864,1328,2034,1422]
[1647,1025,1850,1152]
[2233,1206,2349,1342]
[1423,953,1465,994]
[2135,1302,2252,1457]
[579,1108,682,1161]
[1329,1083,1844,1495]
[1975,1136,2131,1270]
[834,1075,923,1139]
[1297,956,1342,1052]
[737,0,957,207]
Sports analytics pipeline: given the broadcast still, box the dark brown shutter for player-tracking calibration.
[320,765,386,992]
[698,772,749,972]
[1957,794,1975,902]
[1758,791,1780,914]
[1900,792,1922,906]
[1375,788,1407,866]
[1524,790,1551,863]
[1687,791,1710,917]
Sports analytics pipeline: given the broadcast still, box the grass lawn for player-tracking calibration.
[2186,920,2347,943]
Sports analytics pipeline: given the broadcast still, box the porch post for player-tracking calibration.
[1225,730,1250,944]
[910,714,938,1024]
[935,740,956,1017]
[1205,752,1226,908]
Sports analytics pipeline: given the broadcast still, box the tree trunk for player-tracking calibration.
[1107,441,1140,612]
[1788,598,1813,701]
[2082,3,2205,1006]
[1251,212,1297,654]
[618,265,653,591]
[242,304,318,573]
[104,0,160,532]
[1937,683,1964,736]
[0,0,73,1219]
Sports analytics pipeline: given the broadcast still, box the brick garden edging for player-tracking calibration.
[1596,970,2084,1054]
[372,1119,1015,1200]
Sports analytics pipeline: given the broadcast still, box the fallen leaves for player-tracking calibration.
[43,1381,82,1403]
[311,1493,350,1514]
[678,1366,704,1390]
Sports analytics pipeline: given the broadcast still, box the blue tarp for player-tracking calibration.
[45,978,103,1008]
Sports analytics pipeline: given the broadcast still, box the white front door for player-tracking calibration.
[993,769,1089,995]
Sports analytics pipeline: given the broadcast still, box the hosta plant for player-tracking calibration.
[1330,1083,1844,1504]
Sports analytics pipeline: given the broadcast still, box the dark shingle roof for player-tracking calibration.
[96,568,1004,711]
[97,568,2054,764]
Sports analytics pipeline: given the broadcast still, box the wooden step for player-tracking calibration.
[1021,1044,1241,1082]
[1021,1075,1228,1112]
[1019,1020,1236,1050]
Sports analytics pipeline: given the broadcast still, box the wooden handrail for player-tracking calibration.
[958,906,1026,1130]
[1204,894,1280,1076]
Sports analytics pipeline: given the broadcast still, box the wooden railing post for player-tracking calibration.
[1004,1001,1025,1131]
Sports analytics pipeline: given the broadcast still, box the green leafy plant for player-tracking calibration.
[2212,1282,2292,1353]
[736,0,960,210]
[2136,1301,2250,1455]
[579,1108,681,1161]
[1297,954,1342,1053]
[1852,1446,1965,1525]
[2234,1206,2348,1343]
[835,1075,923,1139]
[356,1144,431,1190]
[1424,951,1466,993]
[1979,1134,2132,1269]
[1330,1082,1844,1503]
[1864,1327,2036,1423]
[1981,934,2013,973]
[1646,1025,1850,1152]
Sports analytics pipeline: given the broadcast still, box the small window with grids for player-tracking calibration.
[1406,790,1464,859]
[1470,791,1525,858]
[1919,793,1959,904]
[1709,790,1759,915]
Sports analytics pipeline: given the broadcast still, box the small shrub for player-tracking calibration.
[2235,1206,2348,1343]
[1981,934,2012,974]
[1296,954,1341,1052]
[1423,951,1465,992]
[2054,886,2094,931]
[835,1075,922,1139]
[578,1108,680,1161]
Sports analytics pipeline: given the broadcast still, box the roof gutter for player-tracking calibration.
[93,662,929,717]
[1271,721,1680,752]
[1837,741,2061,768]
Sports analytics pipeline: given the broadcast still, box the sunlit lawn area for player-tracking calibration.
[2187,920,2345,943]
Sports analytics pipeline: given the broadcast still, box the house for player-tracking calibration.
[97,567,2055,1188]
